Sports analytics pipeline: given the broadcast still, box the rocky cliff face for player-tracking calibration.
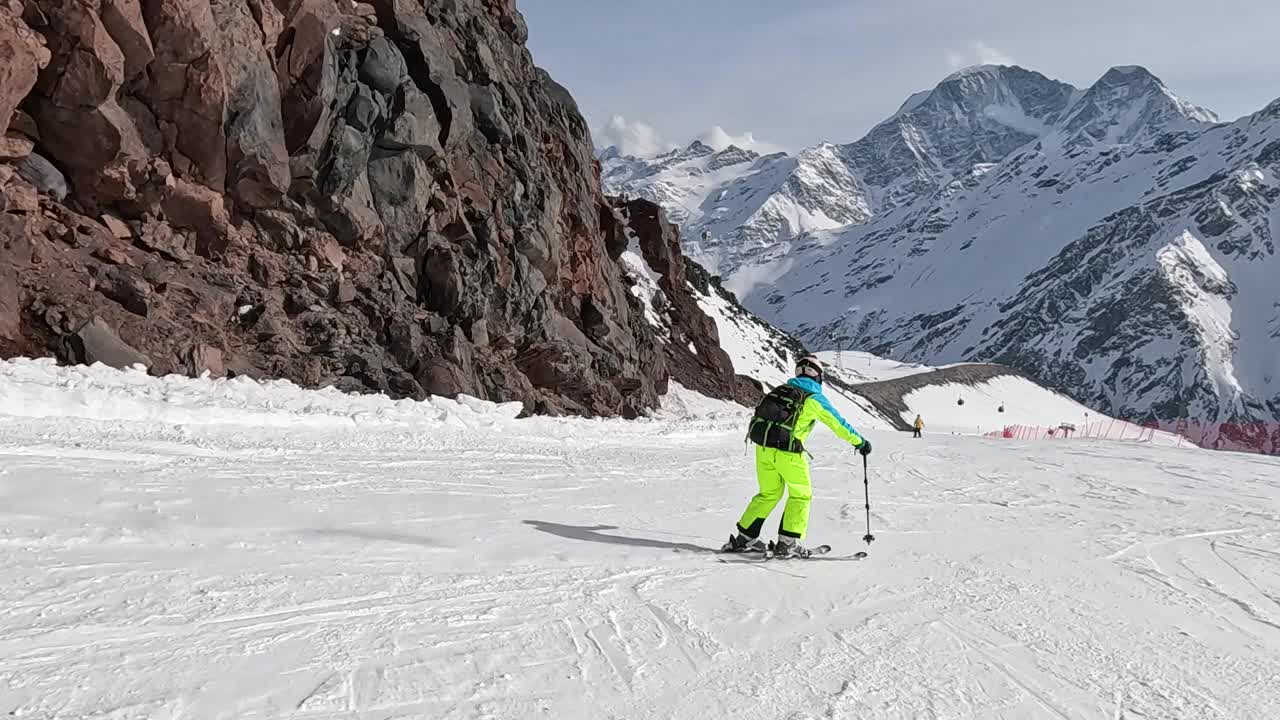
[0,0,756,416]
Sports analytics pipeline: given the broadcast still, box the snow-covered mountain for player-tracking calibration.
[685,265,1165,442]
[604,64,1280,442]
[600,138,867,293]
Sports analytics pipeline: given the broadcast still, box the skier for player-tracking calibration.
[913,415,924,438]
[722,356,871,558]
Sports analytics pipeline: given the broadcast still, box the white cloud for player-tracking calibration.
[597,115,677,158]
[696,126,785,154]
[947,41,1016,71]
[596,118,785,158]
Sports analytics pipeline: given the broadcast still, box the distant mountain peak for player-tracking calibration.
[684,139,715,154]
[1059,65,1218,147]
[1104,64,1151,77]
[942,63,1014,81]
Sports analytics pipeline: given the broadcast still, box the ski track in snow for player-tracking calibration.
[2,382,1280,718]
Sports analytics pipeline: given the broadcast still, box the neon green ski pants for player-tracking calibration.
[736,446,812,540]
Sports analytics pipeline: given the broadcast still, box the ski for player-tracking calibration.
[763,544,868,560]
[717,538,868,561]
[765,543,831,560]
[716,544,768,556]
[718,548,866,566]
[802,552,868,561]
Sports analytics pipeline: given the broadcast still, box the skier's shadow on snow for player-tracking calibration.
[523,520,712,554]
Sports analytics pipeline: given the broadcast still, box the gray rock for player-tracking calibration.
[344,85,383,133]
[358,37,408,96]
[378,85,442,156]
[16,152,68,200]
[390,256,418,298]
[64,317,151,370]
[366,150,432,250]
[470,85,511,145]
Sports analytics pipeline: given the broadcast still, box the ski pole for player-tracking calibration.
[862,453,875,545]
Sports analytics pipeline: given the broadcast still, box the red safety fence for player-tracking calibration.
[983,420,1280,456]
[983,420,1157,443]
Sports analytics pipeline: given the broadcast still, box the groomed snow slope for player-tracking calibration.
[901,377,1091,432]
[3,361,1280,720]
[810,353,1157,439]
[898,376,1180,443]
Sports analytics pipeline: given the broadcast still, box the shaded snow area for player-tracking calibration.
[4,362,1280,719]
[812,350,940,383]
[691,285,891,432]
[619,224,668,334]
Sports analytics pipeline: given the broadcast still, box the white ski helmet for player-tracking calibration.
[796,355,824,383]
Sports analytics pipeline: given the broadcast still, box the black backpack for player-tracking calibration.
[747,384,812,453]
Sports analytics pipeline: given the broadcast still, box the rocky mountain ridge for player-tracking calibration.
[601,65,1222,293]
[0,0,759,417]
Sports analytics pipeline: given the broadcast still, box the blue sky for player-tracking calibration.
[521,0,1280,154]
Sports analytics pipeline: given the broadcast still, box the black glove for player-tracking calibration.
[858,439,872,456]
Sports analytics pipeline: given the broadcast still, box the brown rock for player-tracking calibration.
[27,2,151,204]
[185,342,224,378]
[162,176,226,230]
[0,7,48,134]
[92,244,135,267]
[136,218,189,261]
[0,264,18,341]
[161,176,230,256]
[91,265,151,317]
[100,213,132,239]
[312,233,347,273]
[0,133,32,159]
[99,0,154,81]
[46,7,124,109]
[2,178,37,213]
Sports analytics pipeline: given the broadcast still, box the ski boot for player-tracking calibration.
[770,537,813,559]
[721,533,768,554]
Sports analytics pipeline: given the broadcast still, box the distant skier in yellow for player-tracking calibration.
[722,356,871,558]
[913,415,924,438]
